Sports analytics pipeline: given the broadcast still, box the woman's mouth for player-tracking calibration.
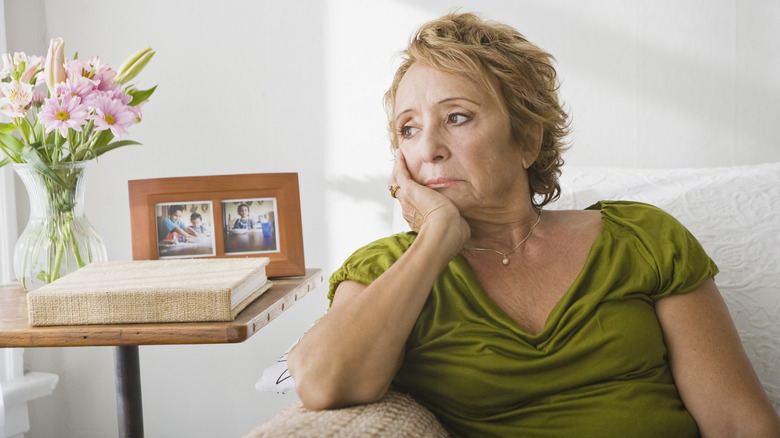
[425,178,460,189]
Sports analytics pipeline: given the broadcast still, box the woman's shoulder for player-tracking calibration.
[349,232,418,261]
[328,232,419,302]
[582,200,710,263]
[585,200,684,230]
[586,200,668,213]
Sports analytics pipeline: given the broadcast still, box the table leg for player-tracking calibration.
[114,345,144,438]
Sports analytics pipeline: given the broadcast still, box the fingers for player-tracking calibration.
[388,149,411,200]
[393,149,412,183]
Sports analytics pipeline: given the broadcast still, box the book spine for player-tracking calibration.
[27,291,233,326]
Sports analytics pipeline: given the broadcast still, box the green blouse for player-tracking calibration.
[328,201,718,437]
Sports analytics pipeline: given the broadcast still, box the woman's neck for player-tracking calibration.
[464,205,541,251]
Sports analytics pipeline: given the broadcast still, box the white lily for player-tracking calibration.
[43,38,66,96]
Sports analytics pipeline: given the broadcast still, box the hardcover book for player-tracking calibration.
[26,258,271,326]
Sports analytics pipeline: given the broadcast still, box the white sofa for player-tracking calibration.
[246,162,780,437]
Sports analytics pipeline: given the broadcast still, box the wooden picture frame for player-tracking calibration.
[128,173,305,277]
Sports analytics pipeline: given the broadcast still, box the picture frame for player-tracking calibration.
[128,173,305,277]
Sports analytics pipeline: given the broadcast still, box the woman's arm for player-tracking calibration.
[288,150,470,411]
[172,223,196,237]
[656,278,780,437]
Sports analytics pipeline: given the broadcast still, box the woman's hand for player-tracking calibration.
[291,149,472,411]
[389,149,470,249]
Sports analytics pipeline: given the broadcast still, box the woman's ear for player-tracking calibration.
[521,122,543,169]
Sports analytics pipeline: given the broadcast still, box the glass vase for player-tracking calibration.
[12,160,107,291]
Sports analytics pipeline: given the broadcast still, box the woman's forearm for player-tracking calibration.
[289,218,467,410]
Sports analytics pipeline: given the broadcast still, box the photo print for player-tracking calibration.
[222,197,280,255]
[155,201,216,259]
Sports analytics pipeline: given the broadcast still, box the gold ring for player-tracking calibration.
[389,184,400,198]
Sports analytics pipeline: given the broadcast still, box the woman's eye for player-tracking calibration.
[400,125,419,138]
[447,113,469,125]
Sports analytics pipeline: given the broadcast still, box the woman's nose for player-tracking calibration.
[419,125,449,163]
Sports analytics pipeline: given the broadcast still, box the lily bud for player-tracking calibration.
[44,38,66,96]
[114,47,154,85]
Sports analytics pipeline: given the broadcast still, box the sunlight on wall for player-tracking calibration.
[322,0,431,268]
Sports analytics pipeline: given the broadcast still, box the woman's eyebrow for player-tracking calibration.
[395,96,483,122]
[437,96,482,106]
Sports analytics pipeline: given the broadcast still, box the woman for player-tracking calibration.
[288,12,780,437]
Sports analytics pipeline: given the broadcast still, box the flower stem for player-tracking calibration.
[51,235,64,283]
[69,217,86,267]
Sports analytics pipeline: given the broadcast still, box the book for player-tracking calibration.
[26,258,271,326]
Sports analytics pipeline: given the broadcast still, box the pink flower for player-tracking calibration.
[1,52,42,84]
[90,95,135,138]
[89,56,117,86]
[0,100,26,118]
[38,93,89,137]
[0,80,33,117]
[1,52,25,78]
[66,56,117,85]
[32,91,46,105]
[129,102,144,123]
[1,53,12,78]
[99,82,132,105]
[20,56,43,84]
[55,76,98,107]
[66,59,91,80]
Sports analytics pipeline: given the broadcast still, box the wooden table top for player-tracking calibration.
[0,268,324,348]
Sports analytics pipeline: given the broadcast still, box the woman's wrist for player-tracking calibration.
[417,213,470,260]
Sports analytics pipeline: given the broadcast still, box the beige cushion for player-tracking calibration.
[244,390,450,438]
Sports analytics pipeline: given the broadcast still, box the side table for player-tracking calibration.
[0,268,324,438]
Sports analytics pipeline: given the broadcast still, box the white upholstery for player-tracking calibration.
[551,162,780,409]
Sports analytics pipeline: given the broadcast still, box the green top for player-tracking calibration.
[329,201,718,438]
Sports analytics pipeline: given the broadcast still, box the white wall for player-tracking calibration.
[3,0,780,437]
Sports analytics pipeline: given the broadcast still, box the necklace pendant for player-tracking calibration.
[502,257,510,266]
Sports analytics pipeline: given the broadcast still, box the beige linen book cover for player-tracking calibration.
[26,258,271,326]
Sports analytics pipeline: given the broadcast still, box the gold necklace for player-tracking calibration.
[463,211,541,266]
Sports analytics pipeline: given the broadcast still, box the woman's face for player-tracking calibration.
[394,63,532,215]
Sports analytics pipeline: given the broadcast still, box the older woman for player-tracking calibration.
[288,12,780,437]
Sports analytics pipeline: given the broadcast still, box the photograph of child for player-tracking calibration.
[231,203,256,230]
[189,212,210,235]
[222,198,280,255]
[155,201,216,259]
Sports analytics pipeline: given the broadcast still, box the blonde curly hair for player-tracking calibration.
[383,12,570,208]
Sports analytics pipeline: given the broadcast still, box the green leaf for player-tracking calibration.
[0,156,10,168]
[127,85,157,106]
[0,146,19,162]
[94,140,141,157]
[44,129,56,146]
[0,122,17,134]
[0,131,25,154]
[18,120,31,139]
[20,145,68,188]
[90,129,115,149]
[0,142,20,162]
[67,129,78,152]
[32,119,45,141]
